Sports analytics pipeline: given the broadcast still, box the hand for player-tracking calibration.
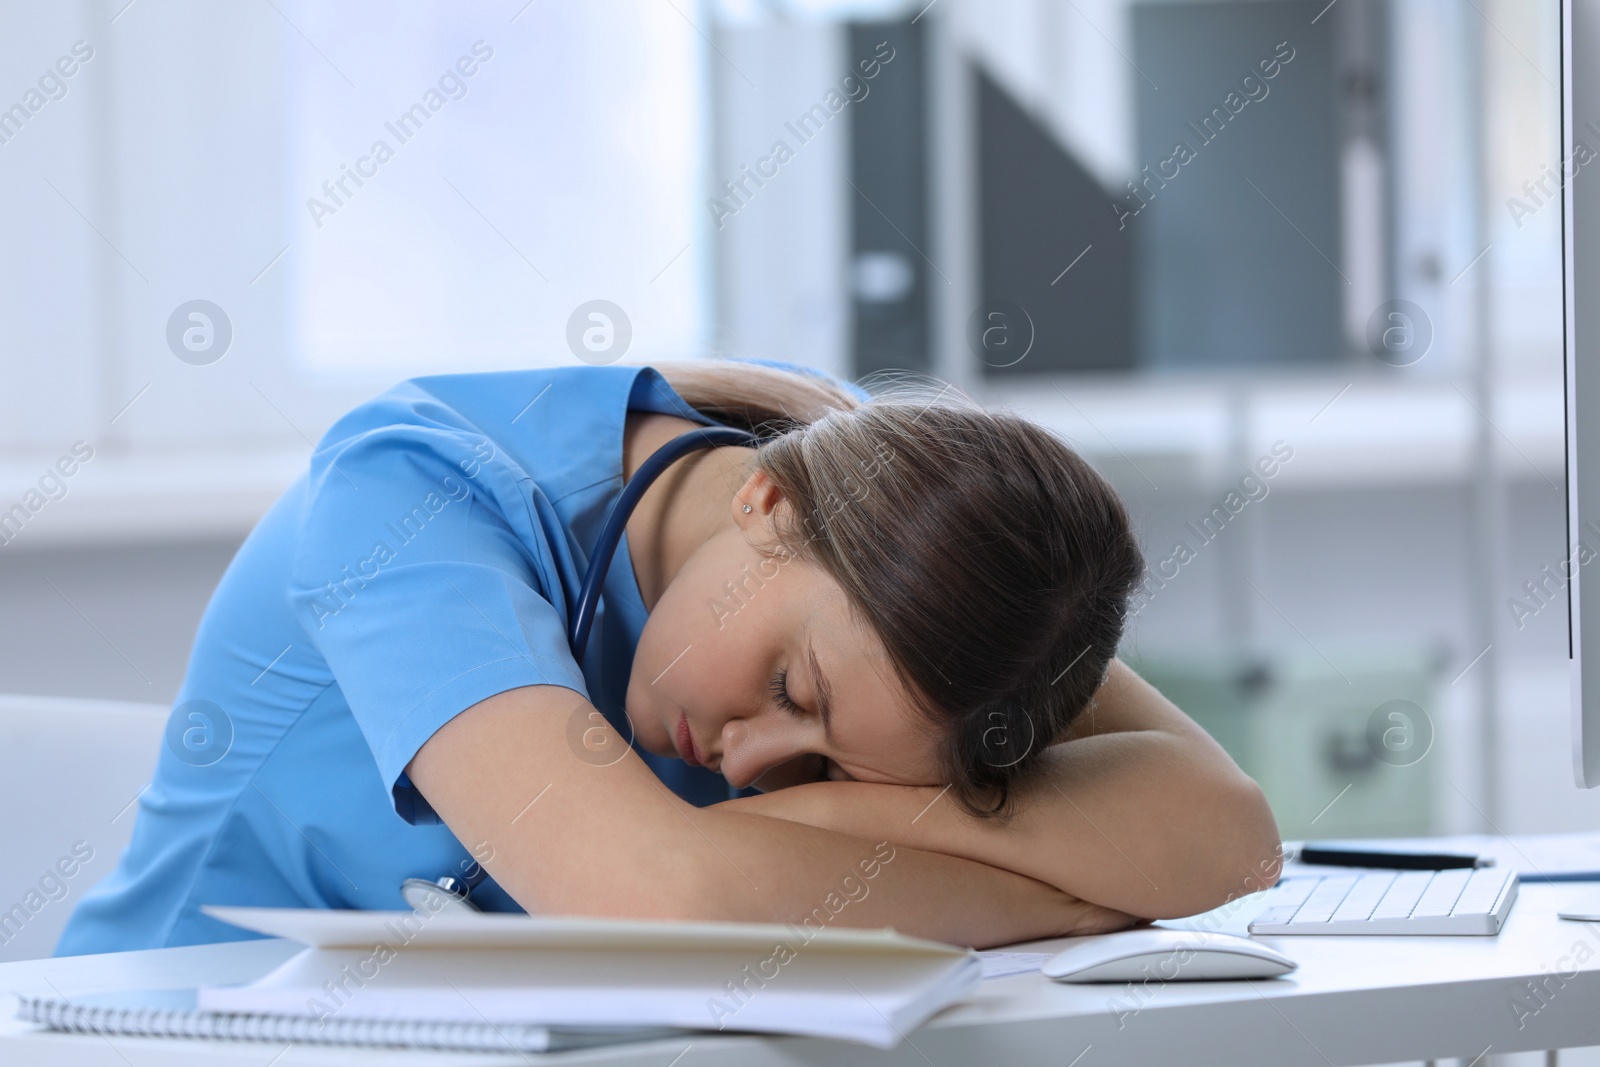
[966,871,1145,948]
[1051,892,1145,938]
[746,753,828,793]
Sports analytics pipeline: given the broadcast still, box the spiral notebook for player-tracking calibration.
[14,906,983,1051]
[14,988,680,1053]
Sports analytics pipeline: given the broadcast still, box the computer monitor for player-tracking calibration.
[1564,0,1600,788]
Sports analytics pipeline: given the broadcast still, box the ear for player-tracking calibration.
[732,467,800,550]
[732,467,786,536]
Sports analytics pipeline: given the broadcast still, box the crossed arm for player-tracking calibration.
[719,661,1284,920]
[406,661,1281,949]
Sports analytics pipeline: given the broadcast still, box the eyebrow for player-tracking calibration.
[807,639,836,747]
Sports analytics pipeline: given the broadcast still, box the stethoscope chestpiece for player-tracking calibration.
[400,876,484,915]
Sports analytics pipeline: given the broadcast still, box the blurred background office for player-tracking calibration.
[0,0,1587,884]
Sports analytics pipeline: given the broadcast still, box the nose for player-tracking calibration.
[717,714,813,790]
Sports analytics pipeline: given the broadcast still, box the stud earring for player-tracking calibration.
[742,504,753,513]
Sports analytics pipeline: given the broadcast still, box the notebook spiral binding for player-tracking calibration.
[16,994,558,1053]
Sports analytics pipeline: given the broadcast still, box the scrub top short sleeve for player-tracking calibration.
[288,411,588,826]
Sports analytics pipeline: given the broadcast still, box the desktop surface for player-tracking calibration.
[4,839,1600,1066]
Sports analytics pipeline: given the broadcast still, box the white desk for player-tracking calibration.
[5,871,1600,1064]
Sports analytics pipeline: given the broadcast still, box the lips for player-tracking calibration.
[675,714,702,767]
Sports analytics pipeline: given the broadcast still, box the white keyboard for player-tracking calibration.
[1246,868,1518,936]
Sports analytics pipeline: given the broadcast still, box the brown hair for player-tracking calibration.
[652,360,1145,818]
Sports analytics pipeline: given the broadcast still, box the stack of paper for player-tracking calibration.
[195,904,982,1049]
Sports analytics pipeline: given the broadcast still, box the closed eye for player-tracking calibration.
[771,669,843,782]
[768,668,803,716]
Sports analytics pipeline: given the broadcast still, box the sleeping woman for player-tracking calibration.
[56,359,1280,955]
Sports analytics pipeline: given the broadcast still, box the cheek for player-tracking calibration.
[653,552,790,671]
[627,573,756,739]
[630,542,809,752]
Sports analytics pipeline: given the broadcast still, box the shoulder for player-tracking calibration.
[328,367,639,442]
[311,366,651,490]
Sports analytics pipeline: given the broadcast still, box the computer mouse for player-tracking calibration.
[1041,928,1297,983]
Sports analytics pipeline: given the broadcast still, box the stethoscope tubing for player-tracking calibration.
[566,424,759,661]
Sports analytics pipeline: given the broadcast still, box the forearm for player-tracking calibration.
[668,809,1137,948]
[726,737,1279,919]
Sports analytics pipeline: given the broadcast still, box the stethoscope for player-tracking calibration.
[400,424,759,914]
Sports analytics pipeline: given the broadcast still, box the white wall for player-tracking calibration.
[710,18,852,379]
[0,0,711,549]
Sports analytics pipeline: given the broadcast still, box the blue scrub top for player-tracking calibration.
[57,363,853,956]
